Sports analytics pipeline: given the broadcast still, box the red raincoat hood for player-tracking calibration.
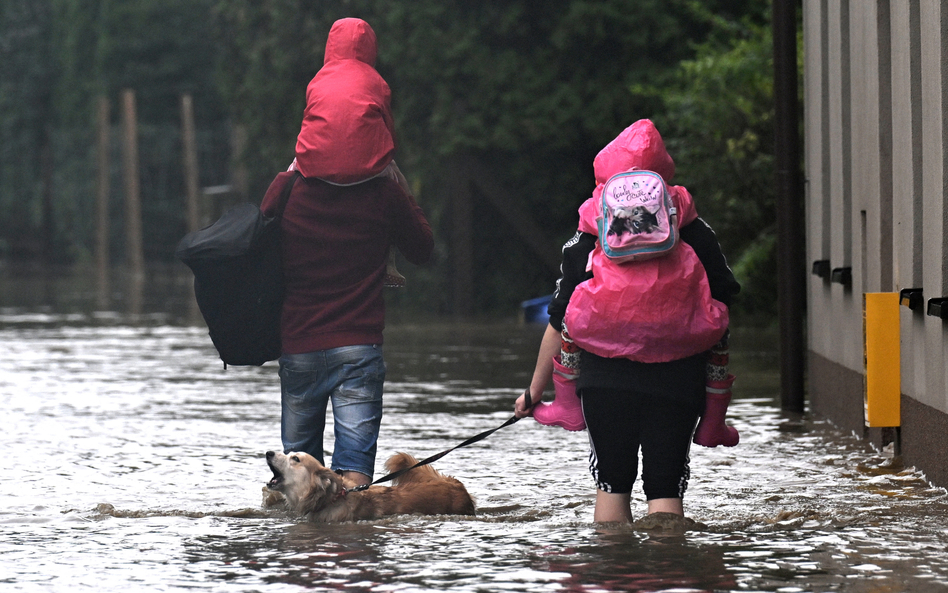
[593,119,675,185]
[323,17,378,66]
[294,18,395,184]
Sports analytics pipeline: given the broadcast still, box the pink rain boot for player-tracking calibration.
[693,374,739,447]
[533,356,586,431]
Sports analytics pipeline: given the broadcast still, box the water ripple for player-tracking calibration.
[2,323,948,591]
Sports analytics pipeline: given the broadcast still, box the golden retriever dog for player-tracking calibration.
[264,450,475,522]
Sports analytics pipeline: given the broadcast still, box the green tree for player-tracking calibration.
[0,0,227,264]
[1,0,781,319]
[213,0,768,315]
[644,5,781,319]
[0,0,56,259]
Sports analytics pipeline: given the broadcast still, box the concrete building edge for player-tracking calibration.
[809,350,948,488]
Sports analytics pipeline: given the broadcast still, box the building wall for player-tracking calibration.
[803,0,948,486]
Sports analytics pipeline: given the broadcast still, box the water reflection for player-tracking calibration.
[540,529,737,593]
[2,313,948,592]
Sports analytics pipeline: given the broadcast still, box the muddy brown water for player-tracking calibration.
[2,312,948,592]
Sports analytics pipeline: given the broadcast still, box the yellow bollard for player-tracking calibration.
[863,292,901,427]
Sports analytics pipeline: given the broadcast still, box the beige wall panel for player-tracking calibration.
[826,2,864,372]
[849,2,882,295]
[920,0,947,411]
[891,1,923,397]
[804,0,835,360]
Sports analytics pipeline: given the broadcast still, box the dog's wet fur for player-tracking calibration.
[265,450,475,522]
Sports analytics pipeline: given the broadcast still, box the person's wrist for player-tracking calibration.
[515,388,535,417]
[522,388,535,410]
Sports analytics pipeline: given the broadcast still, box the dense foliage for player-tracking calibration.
[644,7,779,317]
[0,0,783,319]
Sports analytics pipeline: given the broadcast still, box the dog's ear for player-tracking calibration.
[298,469,340,515]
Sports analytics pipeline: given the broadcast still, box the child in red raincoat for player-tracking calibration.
[289,16,409,286]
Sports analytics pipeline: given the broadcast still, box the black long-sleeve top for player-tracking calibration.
[547,218,741,401]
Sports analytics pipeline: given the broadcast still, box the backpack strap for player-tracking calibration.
[273,171,301,219]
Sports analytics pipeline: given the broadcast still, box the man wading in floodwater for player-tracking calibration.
[261,17,433,487]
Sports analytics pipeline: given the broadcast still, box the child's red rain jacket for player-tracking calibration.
[295,18,395,184]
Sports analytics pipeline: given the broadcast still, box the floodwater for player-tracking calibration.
[3,306,948,591]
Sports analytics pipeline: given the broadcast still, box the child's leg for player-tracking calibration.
[640,391,702,516]
[706,330,730,382]
[532,324,586,431]
[594,490,634,523]
[384,247,406,287]
[646,497,684,515]
[583,386,643,522]
[532,357,585,431]
[559,324,581,370]
[693,330,739,447]
[380,161,412,288]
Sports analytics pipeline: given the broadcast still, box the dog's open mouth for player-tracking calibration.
[266,458,284,489]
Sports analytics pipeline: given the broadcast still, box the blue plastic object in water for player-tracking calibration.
[520,294,553,324]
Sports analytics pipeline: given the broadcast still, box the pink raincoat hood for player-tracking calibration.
[593,119,675,185]
[578,120,695,236]
[295,18,396,184]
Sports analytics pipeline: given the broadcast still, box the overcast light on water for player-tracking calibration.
[2,310,948,592]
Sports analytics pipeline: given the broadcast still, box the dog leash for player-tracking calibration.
[349,397,529,493]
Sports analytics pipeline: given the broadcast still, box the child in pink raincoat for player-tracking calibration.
[515,120,740,523]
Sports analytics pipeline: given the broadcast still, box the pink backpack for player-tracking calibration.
[598,170,678,262]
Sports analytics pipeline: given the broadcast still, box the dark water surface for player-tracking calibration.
[2,307,948,591]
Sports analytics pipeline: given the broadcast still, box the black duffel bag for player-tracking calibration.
[175,171,300,368]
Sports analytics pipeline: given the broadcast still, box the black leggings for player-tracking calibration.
[582,387,701,500]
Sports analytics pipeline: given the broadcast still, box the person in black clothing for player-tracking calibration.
[514,120,740,523]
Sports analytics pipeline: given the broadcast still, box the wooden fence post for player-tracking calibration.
[121,89,144,312]
[96,95,111,307]
[181,94,201,233]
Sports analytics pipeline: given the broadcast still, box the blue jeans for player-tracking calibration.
[278,345,385,478]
